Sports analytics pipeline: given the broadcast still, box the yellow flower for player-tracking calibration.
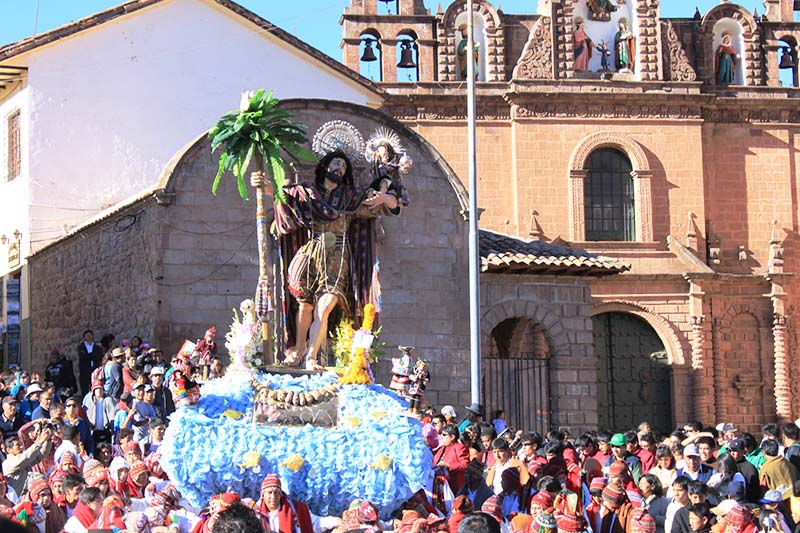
[239,451,261,470]
[281,454,306,472]
[223,409,245,420]
[344,416,362,428]
[369,454,393,470]
[370,411,388,420]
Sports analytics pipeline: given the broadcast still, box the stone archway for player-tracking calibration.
[568,131,654,243]
[698,4,759,86]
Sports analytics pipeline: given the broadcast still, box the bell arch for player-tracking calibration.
[568,132,653,243]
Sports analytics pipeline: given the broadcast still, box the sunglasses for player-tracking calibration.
[66,404,77,407]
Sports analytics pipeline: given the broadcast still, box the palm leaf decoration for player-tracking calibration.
[209,89,316,204]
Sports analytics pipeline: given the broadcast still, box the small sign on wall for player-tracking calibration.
[7,239,19,268]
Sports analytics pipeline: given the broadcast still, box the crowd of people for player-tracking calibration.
[0,331,799,533]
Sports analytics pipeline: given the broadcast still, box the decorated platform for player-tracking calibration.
[159,368,434,519]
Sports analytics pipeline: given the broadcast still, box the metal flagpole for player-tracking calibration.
[466,0,481,407]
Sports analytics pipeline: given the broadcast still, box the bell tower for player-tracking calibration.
[341,0,437,82]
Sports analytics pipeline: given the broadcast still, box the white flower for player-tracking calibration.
[240,91,256,111]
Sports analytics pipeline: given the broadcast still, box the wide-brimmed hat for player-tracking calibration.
[465,403,484,416]
[25,384,43,397]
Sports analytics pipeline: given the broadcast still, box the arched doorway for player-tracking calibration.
[483,317,551,435]
[593,312,672,434]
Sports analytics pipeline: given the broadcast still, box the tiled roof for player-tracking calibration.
[480,229,629,276]
[0,0,384,98]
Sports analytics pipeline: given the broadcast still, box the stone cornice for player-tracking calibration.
[381,86,800,123]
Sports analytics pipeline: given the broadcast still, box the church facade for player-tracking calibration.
[340,0,800,434]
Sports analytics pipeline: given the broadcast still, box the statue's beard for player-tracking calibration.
[326,171,344,184]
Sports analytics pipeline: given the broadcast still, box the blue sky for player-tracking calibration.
[0,0,766,61]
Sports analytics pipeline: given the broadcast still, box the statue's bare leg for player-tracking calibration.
[285,302,313,366]
[305,293,338,370]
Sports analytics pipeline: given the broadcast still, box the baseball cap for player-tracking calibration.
[711,499,737,517]
[683,444,700,457]
[759,489,783,504]
[441,405,457,418]
[2,396,17,405]
[143,384,154,393]
[133,382,146,390]
[149,366,165,375]
[728,438,745,451]
[609,433,626,447]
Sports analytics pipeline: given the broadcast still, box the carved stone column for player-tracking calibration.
[773,313,791,420]
[632,170,654,242]
[687,277,713,421]
[568,170,586,241]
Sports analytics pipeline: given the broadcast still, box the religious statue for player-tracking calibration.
[614,17,636,72]
[407,359,430,413]
[457,24,480,80]
[250,122,405,370]
[364,128,413,208]
[715,32,740,85]
[596,40,611,71]
[586,0,618,21]
[573,17,593,71]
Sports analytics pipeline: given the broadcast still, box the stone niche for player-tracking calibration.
[571,0,640,77]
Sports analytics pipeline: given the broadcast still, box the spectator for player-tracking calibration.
[29,477,66,533]
[728,438,760,502]
[675,445,716,484]
[103,348,125,401]
[0,397,23,437]
[2,425,53,497]
[113,393,136,444]
[639,473,669,533]
[607,433,644,485]
[628,430,656,474]
[132,384,158,442]
[44,348,78,399]
[77,330,104,396]
[121,350,139,395]
[759,439,798,501]
[688,502,712,533]
[433,424,470,493]
[214,500,269,533]
[62,485,100,532]
[84,383,115,445]
[19,384,43,422]
[456,458,493,510]
[63,395,94,455]
[665,476,691,533]
[31,390,54,421]
[148,366,174,422]
[55,425,84,471]
[707,454,745,502]
[486,437,529,496]
[781,423,800,474]
[139,419,166,456]
[741,434,766,472]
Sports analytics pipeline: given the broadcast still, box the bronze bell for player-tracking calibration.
[397,41,417,68]
[361,40,378,62]
[779,48,796,70]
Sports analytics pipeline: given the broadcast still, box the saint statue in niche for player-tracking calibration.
[586,0,620,21]
[573,17,593,71]
[614,17,636,72]
[715,32,740,85]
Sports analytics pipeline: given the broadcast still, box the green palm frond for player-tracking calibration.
[209,90,316,202]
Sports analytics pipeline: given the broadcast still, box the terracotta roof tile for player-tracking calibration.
[479,229,629,276]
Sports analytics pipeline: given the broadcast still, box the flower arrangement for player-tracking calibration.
[340,305,377,385]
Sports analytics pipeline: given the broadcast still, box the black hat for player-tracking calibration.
[465,403,484,416]
[728,438,745,451]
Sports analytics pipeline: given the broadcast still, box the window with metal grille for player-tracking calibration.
[7,110,21,181]
[584,148,635,241]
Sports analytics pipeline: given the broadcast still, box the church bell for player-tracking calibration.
[779,47,796,69]
[397,41,417,68]
[361,40,378,62]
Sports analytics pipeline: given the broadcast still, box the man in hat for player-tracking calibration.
[104,348,125,401]
[256,473,338,533]
[598,482,635,533]
[131,383,157,442]
[727,438,760,503]
[607,433,643,485]
[0,396,24,437]
[149,366,174,419]
[676,445,715,484]
[759,489,792,533]
[459,403,483,434]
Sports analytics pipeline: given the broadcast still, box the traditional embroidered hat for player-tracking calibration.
[601,483,627,510]
[83,458,103,475]
[531,510,558,533]
[122,441,141,455]
[590,476,609,493]
[129,460,148,480]
[356,501,379,524]
[555,512,585,533]
[261,473,281,492]
[629,509,656,533]
[481,495,504,524]
[725,505,753,531]
[28,479,50,501]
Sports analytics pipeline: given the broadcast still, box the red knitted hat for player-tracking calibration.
[555,512,585,533]
[481,495,504,524]
[608,460,629,478]
[590,476,608,493]
[129,460,148,480]
[601,483,627,510]
[261,474,281,492]
[356,501,379,524]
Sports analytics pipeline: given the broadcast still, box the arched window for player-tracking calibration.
[584,148,635,241]
[396,32,419,82]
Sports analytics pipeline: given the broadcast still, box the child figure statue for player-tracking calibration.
[364,128,413,208]
[407,359,430,413]
[389,346,414,397]
[192,327,217,381]
[596,40,611,71]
